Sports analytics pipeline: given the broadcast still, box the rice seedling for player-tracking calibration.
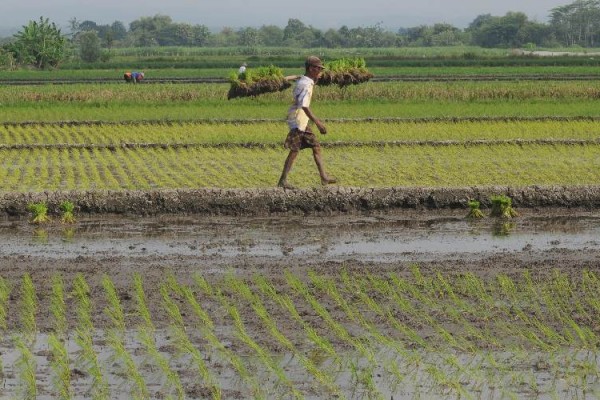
[14,336,37,400]
[3,141,600,191]
[338,272,445,389]
[105,329,149,400]
[389,272,471,351]
[424,362,470,399]
[50,274,67,338]
[254,275,340,363]
[160,283,222,400]
[0,276,8,382]
[132,274,185,400]
[318,57,374,87]
[466,199,484,218]
[102,276,126,331]
[319,270,449,396]
[495,272,568,351]
[225,274,343,397]
[227,65,291,99]
[214,285,301,399]
[0,276,9,331]
[190,274,267,399]
[59,200,76,224]
[433,272,492,346]
[364,273,429,349]
[7,118,600,147]
[48,333,72,400]
[286,271,391,397]
[19,273,37,342]
[171,275,264,398]
[489,195,518,218]
[334,271,414,355]
[102,275,149,399]
[285,271,373,361]
[72,274,110,399]
[27,202,51,224]
[581,271,600,332]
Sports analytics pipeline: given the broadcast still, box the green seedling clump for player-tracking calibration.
[318,57,374,87]
[490,195,519,218]
[27,202,51,224]
[466,200,485,218]
[227,65,291,99]
[59,201,76,224]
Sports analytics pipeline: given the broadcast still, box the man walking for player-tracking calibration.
[277,56,336,189]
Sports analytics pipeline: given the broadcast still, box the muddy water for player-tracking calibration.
[1,208,599,263]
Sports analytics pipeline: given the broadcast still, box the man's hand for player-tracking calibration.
[303,107,327,135]
[316,121,327,135]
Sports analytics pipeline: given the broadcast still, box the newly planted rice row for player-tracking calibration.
[0,143,598,191]
[2,119,600,146]
[0,268,599,398]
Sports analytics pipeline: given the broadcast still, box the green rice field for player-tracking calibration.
[1,266,600,399]
[1,57,600,399]
[1,78,600,191]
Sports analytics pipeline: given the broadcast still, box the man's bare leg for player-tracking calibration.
[278,150,298,188]
[312,147,336,185]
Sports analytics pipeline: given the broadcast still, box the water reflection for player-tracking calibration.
[62,227,76,242]
[32,229,48,244]
[492,221,516,237]
[0,210,597,261]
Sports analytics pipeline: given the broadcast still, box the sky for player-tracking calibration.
[0,0,570,33]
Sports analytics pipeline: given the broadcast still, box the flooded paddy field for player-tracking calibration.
[1,208,600,265]
[0,208,600,398]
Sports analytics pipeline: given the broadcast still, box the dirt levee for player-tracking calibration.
[1,185,600,216]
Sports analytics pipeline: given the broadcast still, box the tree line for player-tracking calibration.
[63,1,600,49]
[1,0,600,68]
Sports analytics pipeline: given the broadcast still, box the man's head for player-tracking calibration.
[305,56,324,78]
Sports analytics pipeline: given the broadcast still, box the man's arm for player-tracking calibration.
[302,106,327,134]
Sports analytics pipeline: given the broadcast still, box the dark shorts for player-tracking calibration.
[284,127,320,151]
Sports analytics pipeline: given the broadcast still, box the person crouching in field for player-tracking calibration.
[123,71,144,83]
[277,56,336,189]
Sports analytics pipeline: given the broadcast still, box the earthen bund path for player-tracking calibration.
[1,185,600,217]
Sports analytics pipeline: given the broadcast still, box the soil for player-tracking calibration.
[1,206,600,398]
[2,185,600,217]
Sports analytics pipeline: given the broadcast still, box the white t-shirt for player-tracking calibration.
[287,75,315,131]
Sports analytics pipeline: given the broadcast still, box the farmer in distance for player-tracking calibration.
[238,62,247,76]
[123,71,144,83]
[277,56,337,189]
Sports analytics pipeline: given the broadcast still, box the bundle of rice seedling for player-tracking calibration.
[59,201,76,224]
[318,57,374,87]
[490,195,519,218]
[466,200,485,219]
[27,202,51,224]
[227,65,292,99]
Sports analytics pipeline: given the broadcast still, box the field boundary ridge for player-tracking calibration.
[1,185,599,216]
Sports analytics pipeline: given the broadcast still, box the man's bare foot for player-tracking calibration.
[277,181,296,189]
[321,177,337,185]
